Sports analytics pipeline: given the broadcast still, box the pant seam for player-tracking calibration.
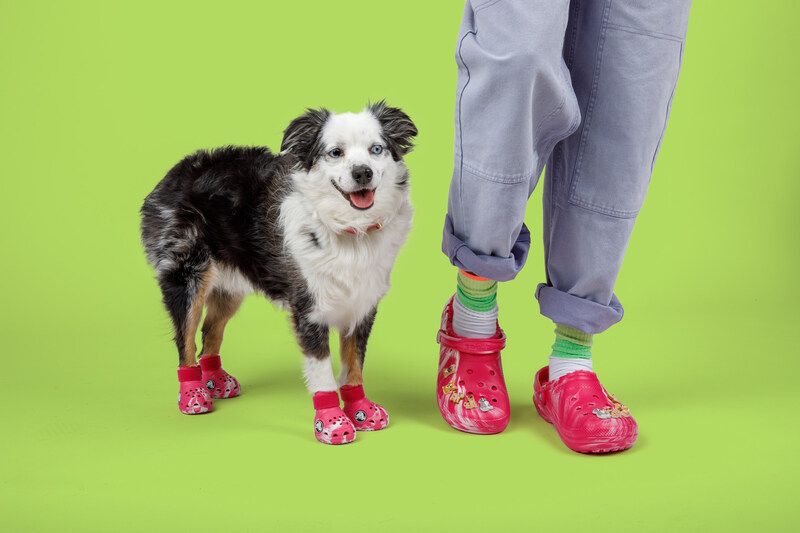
[605,22,684,42]
[456,27,477,240]
[567,0,612,204]
[568,197,639,219]
[472,0,503,14]
[649,40,684,175]
[460,161,533,184]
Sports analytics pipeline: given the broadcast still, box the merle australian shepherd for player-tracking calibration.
[140,102,416,444]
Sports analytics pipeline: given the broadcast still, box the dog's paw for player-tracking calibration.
[344,400,389,431]
[312,391,356,445]
[340,384,389,431]
[314,407,357,445]
[178,381,214,415]
[199,355,241,399]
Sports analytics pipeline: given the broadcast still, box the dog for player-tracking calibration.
[140,101,416,444]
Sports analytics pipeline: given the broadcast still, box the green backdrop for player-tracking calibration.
[2,1,798,531]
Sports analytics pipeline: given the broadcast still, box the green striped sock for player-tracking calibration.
[455,271,497,312]
[550,324,593,359]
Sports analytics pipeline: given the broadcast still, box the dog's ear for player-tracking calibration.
[369,101,418,160]
[281,108,330,169]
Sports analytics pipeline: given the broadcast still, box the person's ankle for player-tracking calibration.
[548,324,593,381]
[451,270,497,338]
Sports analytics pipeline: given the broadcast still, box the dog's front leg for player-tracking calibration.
[293,313,356,445]
[338,309,389,432]
[292,314,336,393]
[338,308,376,387]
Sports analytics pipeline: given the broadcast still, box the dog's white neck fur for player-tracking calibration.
[280,181,411,334]
[277,108,413,335]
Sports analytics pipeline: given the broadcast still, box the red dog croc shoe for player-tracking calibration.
[533,367,638,454]
[341,384,389,431]
[200,354,241,399]
[312,391,356,445]
[177,366,213,415]
[436,297,510,434]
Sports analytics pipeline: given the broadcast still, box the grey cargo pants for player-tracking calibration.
[442,0,691,333]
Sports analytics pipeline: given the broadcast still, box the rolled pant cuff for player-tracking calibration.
[535,284,624,334]
[441,214,530,282]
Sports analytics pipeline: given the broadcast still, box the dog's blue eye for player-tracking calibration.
[328,148,343,158]
[370,144,383,155]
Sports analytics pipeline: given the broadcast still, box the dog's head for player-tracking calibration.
[281,101,417,231]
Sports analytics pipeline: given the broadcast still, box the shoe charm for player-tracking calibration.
[463,394,477,409]
[478,397,493,412]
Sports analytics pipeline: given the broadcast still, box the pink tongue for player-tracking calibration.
[349,189,375,209]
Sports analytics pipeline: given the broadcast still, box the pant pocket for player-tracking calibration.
[568,27,683,218]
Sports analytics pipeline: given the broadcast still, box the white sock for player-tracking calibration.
[452,296,497,338]
[548,356,593,381]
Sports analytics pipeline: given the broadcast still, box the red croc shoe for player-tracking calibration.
[177,366,213,415]
[312,391,356,445]
[199,354,240,399]
[533,367,638,454]
[341,384,389,431]
[436,297,510,434]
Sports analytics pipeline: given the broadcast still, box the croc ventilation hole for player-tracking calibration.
[478,382,484,387]
[491,386,497,391]
[489,370,495,376]
[467,369,474,375]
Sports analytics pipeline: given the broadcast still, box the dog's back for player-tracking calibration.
[140,146,293,279]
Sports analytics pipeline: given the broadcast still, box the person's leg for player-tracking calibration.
[438,0,579,434]
[443,0,579,282]
[534,0,691,453]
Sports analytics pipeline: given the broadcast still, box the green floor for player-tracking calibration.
[2,1,799,531]
[6,301,798,531]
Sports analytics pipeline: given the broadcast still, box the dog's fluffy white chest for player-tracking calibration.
[280,193,411,333]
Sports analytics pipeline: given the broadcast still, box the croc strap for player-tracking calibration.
[437,329,506,354]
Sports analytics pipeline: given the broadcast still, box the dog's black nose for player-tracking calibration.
[351,165,373,186]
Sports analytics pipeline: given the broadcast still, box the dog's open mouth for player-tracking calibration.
[331,180,375,210]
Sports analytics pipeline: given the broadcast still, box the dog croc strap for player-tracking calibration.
[199,354,222,371]
[177,365,202,382]
[340,384,365,402]
[312,391,340,410]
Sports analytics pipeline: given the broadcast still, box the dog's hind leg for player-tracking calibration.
[158,246,216,414]
[338,309,389,432]
[293,311,356,444]
[200,289,244,356]
[157,246,214,367]
[198,289,244,399]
